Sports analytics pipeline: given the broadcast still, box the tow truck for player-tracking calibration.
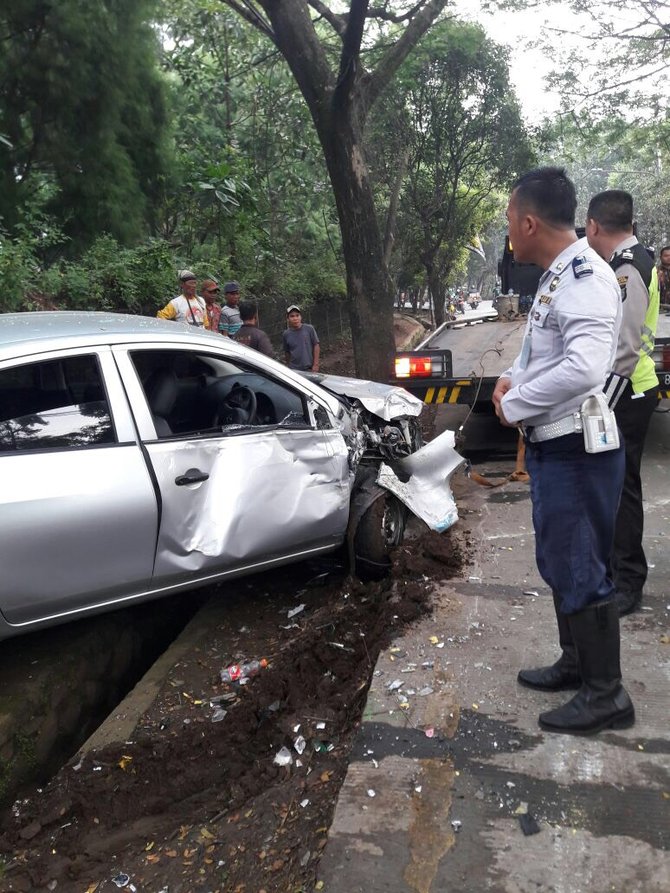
[392,236,670,406]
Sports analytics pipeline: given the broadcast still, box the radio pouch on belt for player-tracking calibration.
[580,393,620,454]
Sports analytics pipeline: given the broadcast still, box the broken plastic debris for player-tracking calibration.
[523,590,539,597]
[451,820,462,833]
[287,603,306,618]
[424,727,435,738]
[273,747,294,767]
[387,679,403,691]
[294,735,307,755]
[367,789,376,798]
[316,721,326,730]
[429,636,439,645]
[300,799,310,808]
[519,813,541,836]
[418,686,434,696]
[112,874,130,888]
[211,707,227,722]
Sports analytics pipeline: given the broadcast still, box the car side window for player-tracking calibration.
[130,349,310,438]
[0,355,115,452]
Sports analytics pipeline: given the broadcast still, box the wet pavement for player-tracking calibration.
[317,408,670,893]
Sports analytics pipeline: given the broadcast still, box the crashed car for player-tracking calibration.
[0,312,463,640]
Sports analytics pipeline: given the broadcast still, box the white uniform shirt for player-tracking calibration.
[501,237,621,427]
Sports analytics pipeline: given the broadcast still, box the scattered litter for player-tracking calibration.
[367,789,376,798]
[327,641,353,651]
[421,660,434,669]
[273,747,294,767]
[300,850,311,867]
[401,664,417,673]
[424,727,435,738]
[661,634,670,645]
[451,820,462,833]
[429,636,439,645]
[522,590,539,597]
[287,604,306,619]
[468,576,482,583]
[316,721,326,730]
[417,686,434,696]
[300,799,310,808]
[211,707,227,722]
[293,723,301,733]
[519,813,541,836]
[436,642,445,649]
[220,659,268,684]
[294,735,307,755]
[415,785,422,794]
[387,679,403,691]
[513,802,529,815]
[112,874,130,888]
[313,741,335,753]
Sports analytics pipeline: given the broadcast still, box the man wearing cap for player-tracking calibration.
[201,278,223,332]
[218,281,243,338]
[157,270,208,328]
[282,305,320,372]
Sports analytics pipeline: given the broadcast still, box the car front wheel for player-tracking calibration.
[354,492,407,581]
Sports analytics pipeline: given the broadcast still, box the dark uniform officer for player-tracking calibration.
[586,190,660,616]
[493,167,634,736]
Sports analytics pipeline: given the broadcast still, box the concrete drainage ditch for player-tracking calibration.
[0,591,205,807]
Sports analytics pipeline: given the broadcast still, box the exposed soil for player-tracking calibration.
[0,526,470,893]
[0,318,465,893]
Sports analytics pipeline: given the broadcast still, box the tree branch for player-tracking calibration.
[225,0,275,41]
[364,0,451,111]
[307,0,347,36]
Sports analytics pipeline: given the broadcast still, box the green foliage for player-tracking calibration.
[0,0,171,252]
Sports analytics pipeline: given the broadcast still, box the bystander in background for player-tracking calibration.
[157,270,208,327]
[282,305,320,372]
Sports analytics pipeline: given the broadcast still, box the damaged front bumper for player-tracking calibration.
[377,429,464,532]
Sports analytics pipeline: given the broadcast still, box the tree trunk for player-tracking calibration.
[320,126,396,381]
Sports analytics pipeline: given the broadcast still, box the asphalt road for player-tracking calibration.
[319,402,670,893]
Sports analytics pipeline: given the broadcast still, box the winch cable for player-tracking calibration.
[454,346,530,489]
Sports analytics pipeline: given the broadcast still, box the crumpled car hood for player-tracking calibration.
[311,373,423,421]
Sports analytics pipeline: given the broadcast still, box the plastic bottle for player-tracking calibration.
[220,658,268,684]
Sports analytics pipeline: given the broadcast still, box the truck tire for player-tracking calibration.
[354,493,407,581]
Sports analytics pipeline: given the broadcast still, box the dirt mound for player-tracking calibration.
[0,525,470,893]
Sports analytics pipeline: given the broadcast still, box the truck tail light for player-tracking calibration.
[395,355,434,378]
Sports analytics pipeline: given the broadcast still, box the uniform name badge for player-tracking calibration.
[519,333,531,370]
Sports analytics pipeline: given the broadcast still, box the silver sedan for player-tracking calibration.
[0,312,463,640]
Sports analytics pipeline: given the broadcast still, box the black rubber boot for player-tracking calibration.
[539,601,635,735]
[517,593,580,691]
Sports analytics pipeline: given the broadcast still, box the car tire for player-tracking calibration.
[354,493,407,581]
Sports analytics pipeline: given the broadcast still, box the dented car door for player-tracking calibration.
[114,344,351,585]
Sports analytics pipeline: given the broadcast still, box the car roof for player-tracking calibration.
[0,311,227,360]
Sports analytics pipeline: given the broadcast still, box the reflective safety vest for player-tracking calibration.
[611,245,659,393]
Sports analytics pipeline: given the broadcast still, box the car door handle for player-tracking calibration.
[175,469,210,486]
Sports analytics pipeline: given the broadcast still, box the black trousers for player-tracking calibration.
[612,385,659,594]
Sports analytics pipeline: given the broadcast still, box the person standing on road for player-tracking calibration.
[234,302,274,357]
[282,305,320,372]
[201,278,223,333]
[586,190,660,616]
[218,281,243,338]
[157,270,208,327]
[492,166,634,736]
[657,245,670,306]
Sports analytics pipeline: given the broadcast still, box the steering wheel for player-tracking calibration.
[215,385,258,426]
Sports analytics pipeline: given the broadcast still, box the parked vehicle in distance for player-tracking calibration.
[0,313,463,641]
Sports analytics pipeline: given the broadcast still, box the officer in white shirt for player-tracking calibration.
[493,167,634,736]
